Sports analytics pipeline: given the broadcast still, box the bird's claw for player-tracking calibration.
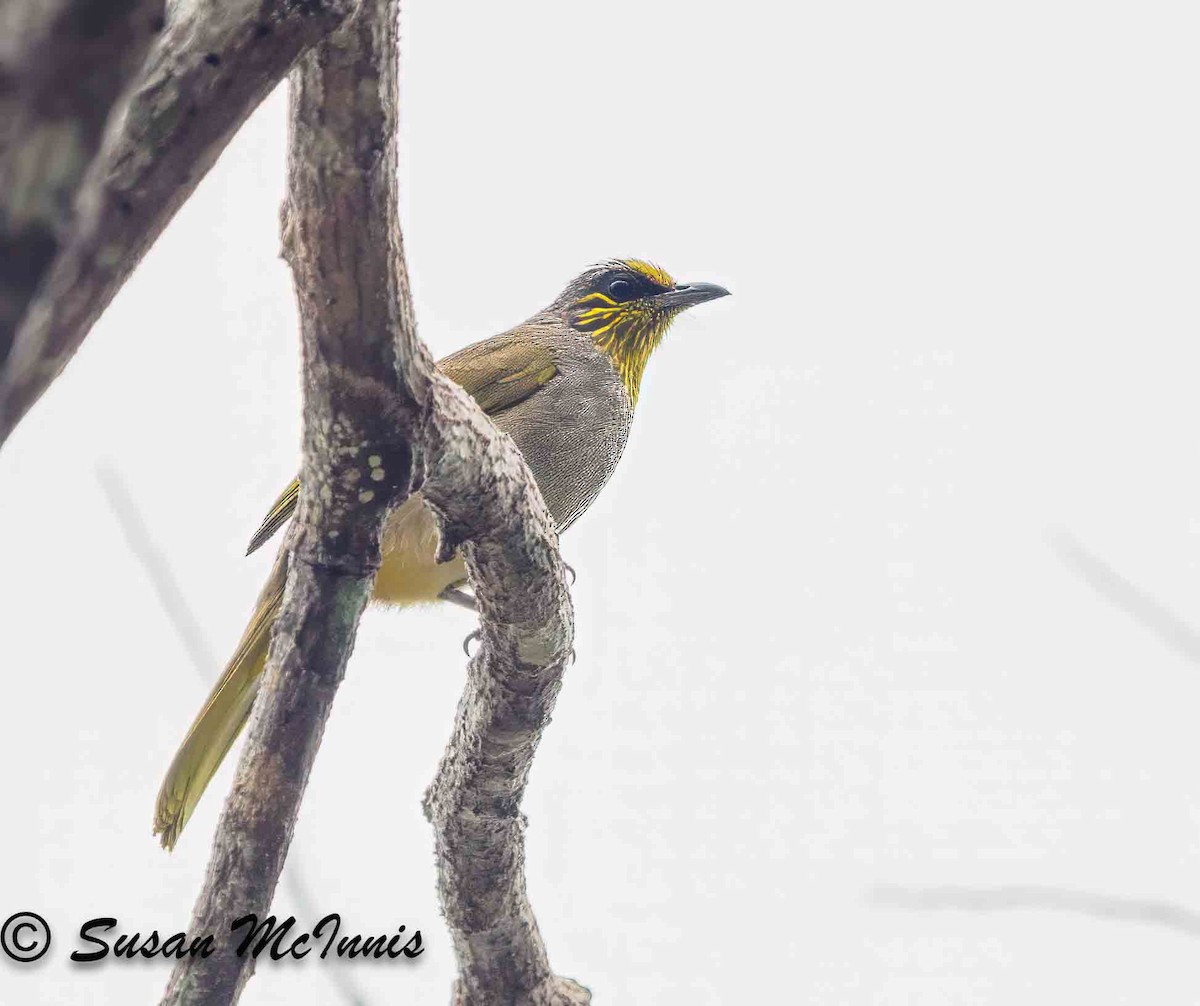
[462,629,481,657]
[563,562,576,585]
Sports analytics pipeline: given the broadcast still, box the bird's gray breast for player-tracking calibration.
[490,339,632,533]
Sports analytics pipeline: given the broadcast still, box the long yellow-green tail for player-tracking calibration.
[153,553,288,850]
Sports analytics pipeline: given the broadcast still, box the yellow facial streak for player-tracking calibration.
[568,260,679,405]
[575,292,618,308]
[585,308,672,407]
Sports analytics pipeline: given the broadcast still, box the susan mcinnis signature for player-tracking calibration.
[0,911,425,964]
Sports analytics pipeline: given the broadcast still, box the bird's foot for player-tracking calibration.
[439,585,477,611]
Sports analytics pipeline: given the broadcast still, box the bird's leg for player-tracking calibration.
[441,582,570,660]
[439,586,480,656]
[439,585,477,611]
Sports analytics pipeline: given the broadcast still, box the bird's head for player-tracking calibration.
[550,259,729,405]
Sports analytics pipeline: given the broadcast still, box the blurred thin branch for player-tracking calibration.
[872,884,1200,941]
[1050,529,1200,665]
[96,466,213,678]
[96,464,368,1006]
[870,531,1200,947]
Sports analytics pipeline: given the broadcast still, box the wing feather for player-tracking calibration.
[245,478,299,555]
[244,333,557,554]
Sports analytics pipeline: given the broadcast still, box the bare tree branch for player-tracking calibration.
[157,7,416,994]
[160,1,584,1003]
[872,884,1200,941]
[95,465,370,1006]
[419,378,586,1006]
[0,0,164,359]
[0,0,358,446]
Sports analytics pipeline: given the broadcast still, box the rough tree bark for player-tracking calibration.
[158,1,588,1004]
[420,390,590,1006]
[0,0,358,445]
[96,466,372,1006]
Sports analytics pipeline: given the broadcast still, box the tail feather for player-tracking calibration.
[153,553,288,850]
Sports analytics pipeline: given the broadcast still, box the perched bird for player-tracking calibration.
[153,259,729,849]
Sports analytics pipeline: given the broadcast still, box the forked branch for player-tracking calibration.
[160,0,586,1003]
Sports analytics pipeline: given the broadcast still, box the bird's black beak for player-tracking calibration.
[657,281,731,311]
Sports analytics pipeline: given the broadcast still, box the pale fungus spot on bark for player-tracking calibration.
[365,452,386,483]
[358,489,375,503]
[332,430,366,459]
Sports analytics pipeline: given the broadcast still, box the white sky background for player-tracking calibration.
[3,0,1200,1002]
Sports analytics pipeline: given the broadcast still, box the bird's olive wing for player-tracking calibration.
[245,335,557,555]
[438,334,558,416]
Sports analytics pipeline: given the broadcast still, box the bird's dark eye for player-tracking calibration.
[608,278,636,302]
